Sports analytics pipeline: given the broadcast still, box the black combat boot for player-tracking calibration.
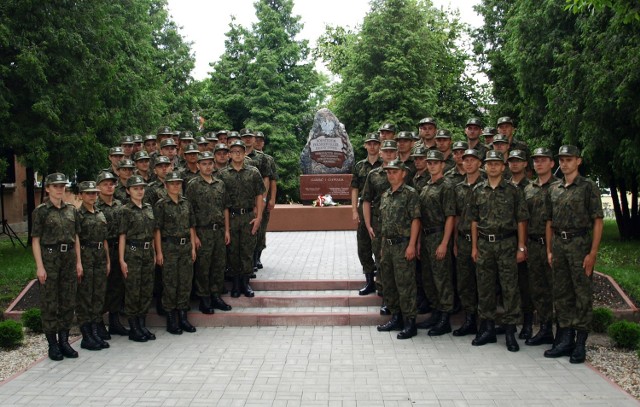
[80,323,101,351]
[544,328,575,358]
[108,312,129,336]
[166,310,182,335]
[570,330,588,364]
[428,312,452,336]
[416,297,433,315]
[128,317,147,342]
[472,320,497,346]
[379,299,391,316]
[231,277,241,298]
[241,277,255,298]
[91,322,110,348]
[95,320,111,340]
[397,317,417,339]
[199,297,215,314]
[58,330,79,358]
[253,250,259,273]
[416,310,441,330]
[505,324,520,352]
[358,273,376,296]
[138,315,156,340]
[178,310,197,333]
[377,313,404,332]
[525,321,555,346]
[453,313,477,337]
[519,312,534,340]
[45,333,63,361]
[211,295,232,311]
[256,249,264,269]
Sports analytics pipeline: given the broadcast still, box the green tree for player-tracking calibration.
[565,0,640,24]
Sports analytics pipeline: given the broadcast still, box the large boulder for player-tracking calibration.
[300,108,354,174]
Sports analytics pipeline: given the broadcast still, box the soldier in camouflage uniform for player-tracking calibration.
[118,175,156,343]
[435,130,456,174]
[470,150,529,352]
[96,172,129,337]
[543,145,603,364]
[395,131,417,185]
[102,147,124,178]
[482,127,496,146]
[378,122,396,141]
[132,134,143,155]
[154,171,197,335]
[411,147,429,192]
[351,133,382,296]
[375,160,421,339]
[415,117,438,150]
[254,131,278,270]
[204,132,218,152]
[216,129,229,145]
[180,143,200,189]
[217,140,265,297]
[523,147,558,346]
[213,143,230,173]
[143,135,158,170]
[160,138,181,171]
[186,151,232,313]
[177,131,195,167]
[416,150,456,336]
[32,173,81,361]
[134,150,154,183]
[195,136,209,152]
[496,116,530,161]
[444,141,468,185]
[144,155,172,206]
[465,118,489,159]
[114,159,135,204]
[76,181,110,351]
[121,135,135,160]
[491,135,512,179]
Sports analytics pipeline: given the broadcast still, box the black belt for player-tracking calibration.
[384,236,410,246]
[458,231,471,242]
[126,240,152,250]
[42,243,74,252]
[197,223,222,231]
[423,226,444,235]
[478,230,516,242]
[554,229,589,240]
[528,234,546,245]
[80,241,104,250]
[229,207,253,215]
[161,236,190,245]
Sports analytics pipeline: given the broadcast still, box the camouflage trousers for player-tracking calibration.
[161,241,193,311]
[123,244,155,317]
[194,227,226,297]
[527,238,553,322]
[476,237,521,324]
[552,234,592,331]
[229,212,257,277]
[76,246,107,324]
[103,243,125,313]
[380,239,417,318]
[420,231,454,313]
[39,249,77,334]
[256,209,270,251]
[356,205,375,274]
[455,234,477,314]
[517,260,533,313]
[370,214,383,292]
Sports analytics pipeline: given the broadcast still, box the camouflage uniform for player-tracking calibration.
[180,168,200,190]
[185,176,228,297]
[217,163,266,277]
[412,171,430,193]
[247,150,273,180]
[443,155,456,174]
[114,182,129,204]
[547,176,603,331]
[144,180,167,206]
[257,152,278,252]
[471,179,529,324]
[379,184,421,318]
[468,142,490,160]
[444,166,465,186]
[361,167,391,291]
[351,157,382,275]
[76,205,109,325]
[96,196,124,315]
[510,177,534,320]
[119,201,155,317]
[401,157,417,186]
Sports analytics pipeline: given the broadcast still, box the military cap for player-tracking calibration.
[183,143,199,154]
[109,146,124,156]
[96,171,117,184]
[462,149,482,160]
[165,171,183,183]
[466,118,483,127]
[411,146,428,157]
[198,151,215,161]
[426,150,445,161]
[227,131,241,141]
[45,173,68,185]
[380,140,398,150]
[557,145,580,157]
[216,129,229,136]
[378,123,396,133]
[78,181,99,193]
[395,131,415,141]
[384,159,405,170]
[133,151,151,161]
[485,150,505,162]
[155,155,171,165]
[126,175,147,188]
[492,134,509,144]
[452,141,469,151]
[531,147,553,158]
[418,117,437,126]
[160,138,177,148]
[179,131,194,141]
[240,128,255,137]
[195,136,208,145]
[118,159,135,169]
[214,143,230,152]
[143,134,157,142]
[156,126,172,136]
[364,133,380,143]
[132,134,143,143]
[497,116,514,126]
[435,129,452,139]
[255,131,265,139]
[229,140,246,150]
[507,150,527,161]
[204,132,218,142]
[482,127,497,137]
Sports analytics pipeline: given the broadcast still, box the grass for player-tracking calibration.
[0,236,34,311]
[597,219,640,305]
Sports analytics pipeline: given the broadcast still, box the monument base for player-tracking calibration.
[299,174,352,201]
[267,204,357,232]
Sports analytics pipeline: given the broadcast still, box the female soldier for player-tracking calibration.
[32,173,82,361]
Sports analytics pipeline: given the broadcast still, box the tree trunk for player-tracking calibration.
[25,167,35,246]
[609,175,625,238]
[619,177,632,239]
[631,175,639,239]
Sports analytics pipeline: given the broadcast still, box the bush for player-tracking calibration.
[591,307,615,333]
[0,320,24,348]
[21,308,42,333]
[607,320,640,349]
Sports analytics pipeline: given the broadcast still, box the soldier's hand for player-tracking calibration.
[194,236,202,250]
[76,263,83,282]
[268,200,276,211]
[453,243,458,257]
[435,243,447,260]
[516,251,526,263]
[547,252,553,267]
[156,253,164,266]
[224,231,231,245]
[121,261,128,279]
[106,263,111,276]
[367,226,375,240]
[352,210,359,223]
[405,245,416,261]
[191,248,197,263]
[471,247,478,263]
[583,253,596,277]
[250,218,261,235]
[36,267,47,284]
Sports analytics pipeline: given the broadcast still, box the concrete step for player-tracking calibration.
[238,279,366,291]
[221,290,382,308]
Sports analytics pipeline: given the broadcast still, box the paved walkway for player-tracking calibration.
[0,231,637,406]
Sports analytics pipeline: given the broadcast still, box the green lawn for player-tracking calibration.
[0,236,34,310]
[597,220,640,304]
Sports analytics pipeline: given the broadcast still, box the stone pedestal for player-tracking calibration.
[299,174,352,201]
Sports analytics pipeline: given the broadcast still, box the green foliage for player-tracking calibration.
[607,320,640,348]
[591,307,615,333]
[595,221,640,303]
[21,308,42,333]
[565,0,640,24]
[0,320,24,348]
[0,238,35,310]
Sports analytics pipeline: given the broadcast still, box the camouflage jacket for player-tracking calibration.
[361,167,390,216]
[144,180,167,207]
[444,165,465,186]
[546,175,603,231]
[351,157,382,196]
[78,205,108,243]
[412,171,430,193]
[185,175,228,227]
[114,182,129,205]
[524,176,558,236]
[380,184,421,238]
[154,196,195,238]
[118,202,155,241]
[470,178,529,233]
[247,150,273,179]
[401,157,417,186]
[454,176,483,233]
[217,163,266,209]
[32,201,80,244]
[419,177,456,229]
[96,197,123,240]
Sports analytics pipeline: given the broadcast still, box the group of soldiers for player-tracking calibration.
[32,127,278,361]
[351,116,603,364]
